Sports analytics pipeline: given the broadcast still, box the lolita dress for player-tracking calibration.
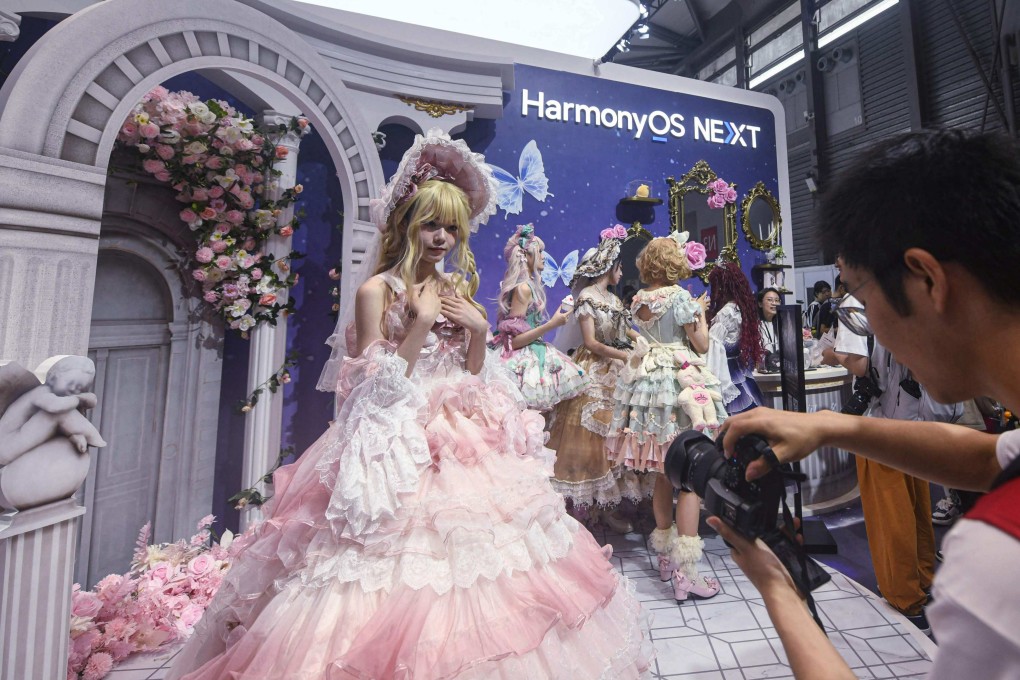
[546,289,651,508]
[706,301,765,415]
[605,285,728,471]
[167,271,652,680]
[491,284,589,412]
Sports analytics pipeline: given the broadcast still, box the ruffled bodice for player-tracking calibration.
[629,285,701,344]
[574,290,631,347]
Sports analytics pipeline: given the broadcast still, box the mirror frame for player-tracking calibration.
[666,160,739,284]
[740,181,782,251]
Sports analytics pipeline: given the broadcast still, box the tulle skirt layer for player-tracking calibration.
[169,359,651,679]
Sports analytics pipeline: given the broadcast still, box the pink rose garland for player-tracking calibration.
[117,87,310,333]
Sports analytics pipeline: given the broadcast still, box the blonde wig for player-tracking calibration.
[637,236,692,285]
[376,179,485,314]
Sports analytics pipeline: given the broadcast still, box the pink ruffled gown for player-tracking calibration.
[168,272,652,680]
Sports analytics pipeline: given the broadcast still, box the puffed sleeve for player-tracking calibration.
[671,288,702,326]
[316,340,432,537]
[574,296,598,319]
[707,304,741,405]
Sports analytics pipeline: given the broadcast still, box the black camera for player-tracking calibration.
[664,431,831,596]
[842,373,882,416]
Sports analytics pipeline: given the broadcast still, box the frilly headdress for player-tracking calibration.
[317,128,498,394]
[568,225,627,287]
[369,128,498,233]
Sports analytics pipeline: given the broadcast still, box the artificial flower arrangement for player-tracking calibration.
[706,177,737,209]
[67,516,241,680]
[116,86,310,333]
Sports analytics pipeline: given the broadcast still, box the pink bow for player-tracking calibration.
[600,224,628,240]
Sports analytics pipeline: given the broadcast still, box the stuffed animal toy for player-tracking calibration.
[674,351,724,436]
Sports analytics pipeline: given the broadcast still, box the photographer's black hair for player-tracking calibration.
[818,128,1020,315]
[812,280,831,297]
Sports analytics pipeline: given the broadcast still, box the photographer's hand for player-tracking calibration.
[707,517,856,680]
[719,408,830,481]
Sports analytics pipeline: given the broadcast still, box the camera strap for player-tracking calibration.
[779,492,825,630]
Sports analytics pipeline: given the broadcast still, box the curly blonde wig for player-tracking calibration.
[636,236,692,285]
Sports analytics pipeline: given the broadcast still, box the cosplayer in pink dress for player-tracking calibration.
[167,129,651,680]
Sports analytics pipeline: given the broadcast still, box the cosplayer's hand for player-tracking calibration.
[551,306,570,327]
[440,293,488,335]
[696,292,710,314]
[719,408,826,481]
[707,517,800,599]
[411,279,442,326]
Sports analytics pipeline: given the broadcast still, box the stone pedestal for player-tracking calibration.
[0,498,85,680]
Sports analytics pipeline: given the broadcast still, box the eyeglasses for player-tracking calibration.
[836,296,872,336]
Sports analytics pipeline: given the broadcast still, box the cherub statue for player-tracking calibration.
[0,356,106,510]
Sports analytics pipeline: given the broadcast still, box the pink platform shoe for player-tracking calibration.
[672,571,720,602]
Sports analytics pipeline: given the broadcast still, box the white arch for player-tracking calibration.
[0,0,383,222]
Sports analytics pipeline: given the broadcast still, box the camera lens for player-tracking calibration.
[664,431,727,495]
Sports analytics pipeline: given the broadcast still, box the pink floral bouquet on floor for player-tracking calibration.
[117,86,310,333]
[67,516,244,680]
[706,177,737,209]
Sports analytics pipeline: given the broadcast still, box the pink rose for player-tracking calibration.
[225,210,245,224]
[712,178,729,193]
[179,208,198,223]
[205,156,224,170]
[142,159,166,174]
[195,247,214,263]
[71,591,102,618]
[251,134,264,147]
[251,268,263,280]
[215,223,232,235]
[259,293,277,306]
[154,170,171,182]
[187,553,214,577]
[278,225,293,237]
[208,185,224,198]
[199,207,217,220]
[210,198,226,213]
[121,121,137,136]
[241,255,257,269]
[178,603,205,630]
[275,145,289,159]
[707,194,726,210]
[211,240,228,253]
[192,269,207,282]
[215,255,232,269]
[235,138,254,152]
[191,187,209,201]
[203,290,219,303]
[685,242,707,270]
[139,122,160,139]
[328,268,341,280]
[155,144,175,160]
[725,187,737,203]
[148,563,171,584]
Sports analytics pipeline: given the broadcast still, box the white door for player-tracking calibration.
[79,251,171,587]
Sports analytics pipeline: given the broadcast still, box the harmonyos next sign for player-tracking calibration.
[521,89,764,148]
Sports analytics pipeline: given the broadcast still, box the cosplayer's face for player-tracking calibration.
[610,262,623,286]
[419,221,458,264]
[530,246,545,274]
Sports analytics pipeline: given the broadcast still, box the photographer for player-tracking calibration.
[715,129,1020,679]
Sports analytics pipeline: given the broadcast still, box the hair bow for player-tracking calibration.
[668,230,690,248]
[516,223,535,249]
[600,224,628,240]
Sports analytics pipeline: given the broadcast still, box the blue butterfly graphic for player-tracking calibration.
[541,249,579,288]
[489,140,553,216]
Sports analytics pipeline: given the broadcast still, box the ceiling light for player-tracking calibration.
[818,0,899,48]
[617,39,631,52]
[636,23,650,34]
[749,49,805,89]
[638,3,649,18]
[293,0,640,59]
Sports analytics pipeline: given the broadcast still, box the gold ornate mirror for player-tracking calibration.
[740,181,781,251]
[666,160,739,283]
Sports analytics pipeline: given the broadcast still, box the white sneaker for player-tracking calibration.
[932,497,961,526]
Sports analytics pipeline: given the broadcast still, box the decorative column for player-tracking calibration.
[239,112,305,528]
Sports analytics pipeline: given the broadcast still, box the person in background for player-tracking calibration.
[707,262,766,415]
[803,280,832,338]
[756,288,781,368]
[818,274,846,337]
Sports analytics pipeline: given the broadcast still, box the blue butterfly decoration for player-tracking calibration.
[489,140,553,216]
[541,249,579,288]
